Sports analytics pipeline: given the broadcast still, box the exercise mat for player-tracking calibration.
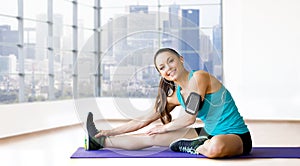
[70,146,300,158]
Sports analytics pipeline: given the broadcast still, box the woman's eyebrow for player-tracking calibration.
[158,56,171,66]
[165,57,172,63]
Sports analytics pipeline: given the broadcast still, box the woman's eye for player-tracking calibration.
[169,59,174,63]
[159,66,164,70]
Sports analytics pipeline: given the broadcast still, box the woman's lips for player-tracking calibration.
[168,69,176,77]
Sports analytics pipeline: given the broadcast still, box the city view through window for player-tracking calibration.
[0,0,222,104]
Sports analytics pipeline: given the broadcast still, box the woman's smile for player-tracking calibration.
[167,69,176,77]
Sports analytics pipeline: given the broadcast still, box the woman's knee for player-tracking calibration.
[150,134,164,146]
[203,135,243,158]
[205,140,226,158]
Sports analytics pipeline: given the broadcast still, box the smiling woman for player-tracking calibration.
[84,47,252,159]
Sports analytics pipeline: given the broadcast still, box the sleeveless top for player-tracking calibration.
[176,70,249,136]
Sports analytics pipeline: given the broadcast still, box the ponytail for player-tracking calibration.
[154,78,175,124]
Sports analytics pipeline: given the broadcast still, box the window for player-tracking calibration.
[0,0,222,103]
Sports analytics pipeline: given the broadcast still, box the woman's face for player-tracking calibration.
[155,51,184,81]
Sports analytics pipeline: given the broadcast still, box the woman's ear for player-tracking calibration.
[180,56,184,63]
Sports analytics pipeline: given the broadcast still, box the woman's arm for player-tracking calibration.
[96,110,160,137]
[146,109,197,135]
[96,84,180,138]
[147,71,209,135]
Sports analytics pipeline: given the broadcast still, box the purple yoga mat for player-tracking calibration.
[70,146,300,158]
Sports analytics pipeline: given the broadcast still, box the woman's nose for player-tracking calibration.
[164,64,170,71]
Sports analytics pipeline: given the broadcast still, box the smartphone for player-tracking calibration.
[185,92,202,115]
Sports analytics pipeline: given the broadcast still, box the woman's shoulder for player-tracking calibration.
[193,70,223,93]
[192,70,210,79]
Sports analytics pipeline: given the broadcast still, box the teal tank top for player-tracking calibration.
[176,70,249,135]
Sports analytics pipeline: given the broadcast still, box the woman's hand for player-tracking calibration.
[146,124,168,135]
[95,130,111,138]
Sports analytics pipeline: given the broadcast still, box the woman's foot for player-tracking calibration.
[85,112,106,150]
[169,136,208,154]
[86,112,99,137]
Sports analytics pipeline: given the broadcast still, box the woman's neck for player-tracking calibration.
[174,69,189,89]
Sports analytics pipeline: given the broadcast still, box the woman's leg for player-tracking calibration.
[104,128,198,150]
[196,134,243,158]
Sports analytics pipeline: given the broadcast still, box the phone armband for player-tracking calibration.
[185,92,203,115]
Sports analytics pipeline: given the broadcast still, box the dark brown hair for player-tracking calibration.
[153,48,180,124]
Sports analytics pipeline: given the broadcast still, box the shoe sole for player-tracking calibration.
[84,113,90,135]
[84,112,90,150]
[85,112,94,150]
[169,136,208,148]
[85,134,89,150]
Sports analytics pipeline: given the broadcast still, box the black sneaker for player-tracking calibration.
[86,112,99,137]
[169,136,208,154]
[85,112,106,150]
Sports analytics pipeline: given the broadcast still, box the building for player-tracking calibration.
[0,25,18,57]
[0,54,17,74]
[180,9,201,71]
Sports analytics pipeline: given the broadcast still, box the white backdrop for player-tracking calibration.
[223,0,300,120]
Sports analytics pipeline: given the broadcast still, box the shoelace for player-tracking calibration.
[178,146,199,155]
[87,117,99,136]
[90,122,99,134]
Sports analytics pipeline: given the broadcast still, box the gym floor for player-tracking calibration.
[0,120,299,166]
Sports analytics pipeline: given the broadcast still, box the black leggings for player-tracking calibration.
[195,128,252,155]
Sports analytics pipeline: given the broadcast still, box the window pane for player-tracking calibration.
[100,4,158,27]
[77,53,95,98]
[25,74,48,102]
[0,16,18,49]
[78,0,94,7]
[24,48,47,74]
[0,53,18,104]
[0,0,17,16]
[0,44,18,58]
[24,27,36,45]
[53,0,73,26]
[52,50,70,100]
[24,20,48,51]
[78,4,94,29]
[78,28,94,52]
[0,54,17,74]
[0,74,18,103]
[180,5,221,28]
[61,26,73,51]
[24,0,47,20]
[53,15,64,50]
[53,50,73,99]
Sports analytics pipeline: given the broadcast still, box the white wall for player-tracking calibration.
[223,0,300,120]
[0,100,78,138]
[0,98,183,138]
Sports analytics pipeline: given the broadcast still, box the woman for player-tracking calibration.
[86,48,252,158]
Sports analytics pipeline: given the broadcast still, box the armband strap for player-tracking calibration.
[185,92,204,115]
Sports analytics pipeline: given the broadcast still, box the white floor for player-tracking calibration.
[0,120,299,166]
